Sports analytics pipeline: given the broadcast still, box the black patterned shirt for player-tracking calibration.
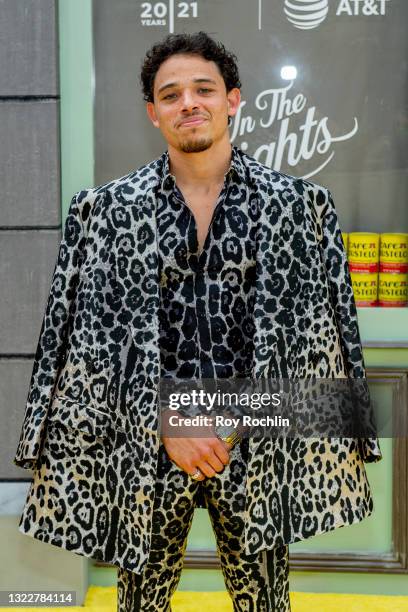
[155,145,257,384]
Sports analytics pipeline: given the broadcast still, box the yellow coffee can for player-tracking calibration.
[380,233,408,273]
[378,272,408,307]
[350,272,378,306]
[342,232,348,254]
[348,233,379,273]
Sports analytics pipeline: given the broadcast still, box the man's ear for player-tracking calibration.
[227,87,241,120]
[146,101,160,128]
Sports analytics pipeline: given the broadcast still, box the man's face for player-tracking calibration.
[146,53,240,153]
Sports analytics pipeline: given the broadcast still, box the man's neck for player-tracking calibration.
[167,141,233,191]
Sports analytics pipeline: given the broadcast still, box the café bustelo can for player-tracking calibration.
[350,272,378,307]
[380,233,408,273]
[378,273,408,307]
[348,233,379,273]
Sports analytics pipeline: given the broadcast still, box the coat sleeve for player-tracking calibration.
[316,188,382,464]
[13,191,87,470]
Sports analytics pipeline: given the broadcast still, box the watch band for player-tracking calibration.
[216,428,242,448]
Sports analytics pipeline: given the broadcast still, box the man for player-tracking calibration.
[14,31,382,611]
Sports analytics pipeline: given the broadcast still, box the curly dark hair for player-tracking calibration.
[140,31,241,103]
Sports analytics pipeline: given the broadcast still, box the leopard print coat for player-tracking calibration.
[13,147,382,574]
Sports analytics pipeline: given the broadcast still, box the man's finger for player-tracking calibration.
[196,461,217,478]
[188,466,206,481]
[204,451,225,473]
[213,440,231,465]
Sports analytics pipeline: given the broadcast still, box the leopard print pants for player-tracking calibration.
[117,439,291,611]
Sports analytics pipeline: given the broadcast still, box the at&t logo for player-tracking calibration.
[282,0,391,30]
[336,0,391,15]
[141,1,198,31]
[284,0,329,30]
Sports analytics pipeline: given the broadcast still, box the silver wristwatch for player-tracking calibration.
[214,424,242,447]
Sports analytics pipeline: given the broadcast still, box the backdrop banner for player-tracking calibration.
[93,0,407,233]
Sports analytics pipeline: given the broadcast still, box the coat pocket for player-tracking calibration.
[48,395,112,438]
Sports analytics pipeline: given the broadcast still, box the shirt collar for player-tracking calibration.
[159,145,247,190]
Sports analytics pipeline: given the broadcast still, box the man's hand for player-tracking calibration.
[160,410,231,480]
[161,435,231,480]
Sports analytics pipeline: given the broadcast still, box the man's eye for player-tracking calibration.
[163,93,177,100]
[198,88,212,93]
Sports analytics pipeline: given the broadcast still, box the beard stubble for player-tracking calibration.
[179,133,213,153]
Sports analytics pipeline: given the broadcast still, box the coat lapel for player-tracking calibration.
[252,195,280,380]
[110,174,162,389]
[246,166,298,381]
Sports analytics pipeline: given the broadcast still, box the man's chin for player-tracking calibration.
[179,137,213,153]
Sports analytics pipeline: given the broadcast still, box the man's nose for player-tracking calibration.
[180,90,199,111]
